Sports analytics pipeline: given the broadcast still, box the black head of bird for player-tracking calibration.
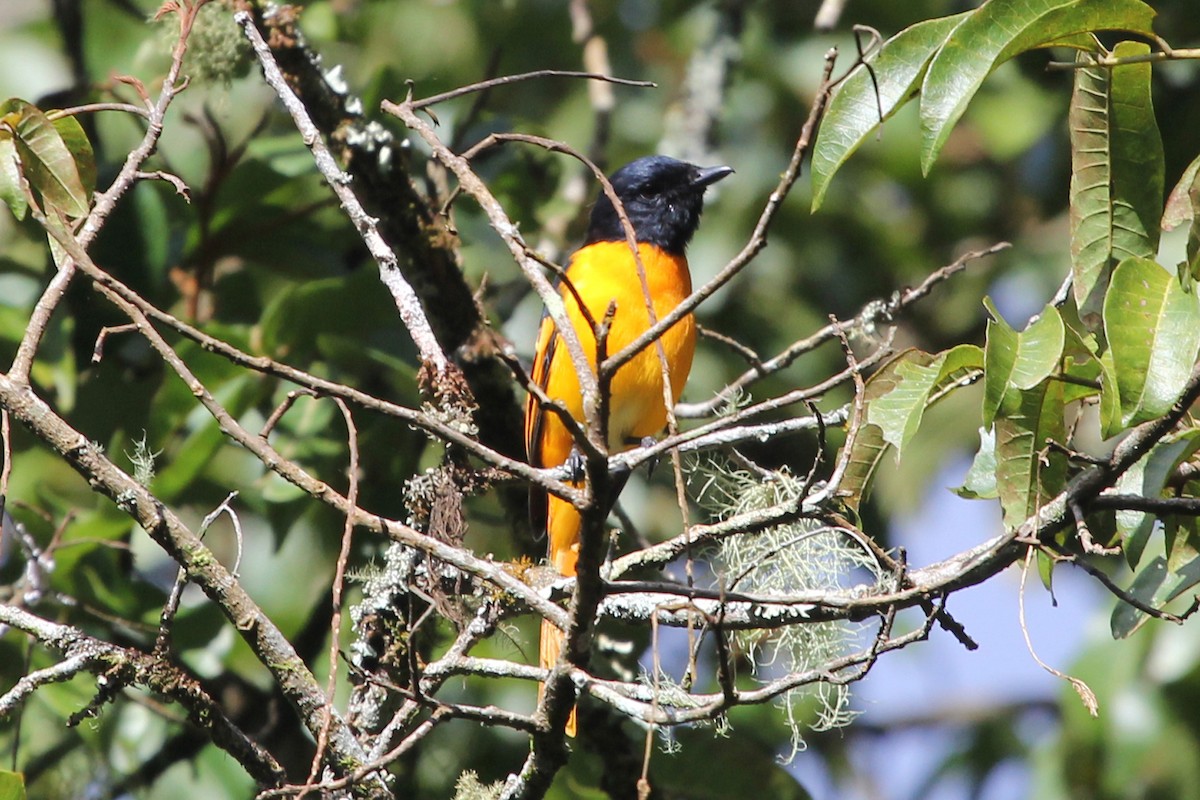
[584,155,734,255]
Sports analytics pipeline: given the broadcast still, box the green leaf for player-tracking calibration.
[50,112,96,200]
[1162,152,1200,232]
[994,379,1068,530]
[1162,152,1200,291]
[1114,430,1200,568]
[1165,516,1200,574]
[1098,346,1122,437]
[153,372,262,501]
[1055,299,1105,404]
[954,426,998,500]
[1110,554,1200,639]
[1037,548,1057,592]
[810,12,969,210]
[1103,257,1200,427]
[919,0,1156,174]
[0,770,27,800]
[0,136,27,219]
[867,344,983,458]
[1069,41,1165,326]
[840,347,983,511]
[0,98,90,218]
[983,302,1066,427]
[1162,553,1200,607]
[1111,555,1167,638]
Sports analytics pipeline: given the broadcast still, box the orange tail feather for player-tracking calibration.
[539,618,577,737]
[539,495,580,736]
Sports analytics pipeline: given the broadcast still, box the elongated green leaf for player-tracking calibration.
[1097,346,1122,436]
[1162,151,1200,290]
[1070,41,1164,325]
[1162,152,1200,232]
[50,112,96,200]
[841,346,981,511]
[154,373,261,501]
[0,770,27,800]
[839,351,912,513]
[1111,555,1168,638]
[919,0,1156,173]
[1,98,90,218]
[1111,554,1200,638]
[1114,430,1200,568]
[983,302,1066,427]
[0,136,27,219]
[811,13,969,210]
[867,344,983,458]
[994,379,1067,531]
[954,426,998,500]
[1165,512,1200,573]
[1053,310,1105,406]
[1104,257,1200,427]
[839,422,886,516]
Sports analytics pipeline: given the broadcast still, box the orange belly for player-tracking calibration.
[532,240,696,472]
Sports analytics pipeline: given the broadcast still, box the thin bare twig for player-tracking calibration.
[409,69,655,111]
[45,102,151,120]
[677,241,1008,417]
[260,389,318,439]
[1047,44,1200,71]
[1018,548,1099,716]
[0,655,90,718]
[90,323,139,364]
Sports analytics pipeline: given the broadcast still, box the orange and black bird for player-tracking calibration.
[524,155,733,735]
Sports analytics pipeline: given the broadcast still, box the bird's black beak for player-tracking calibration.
[693,165,735,188]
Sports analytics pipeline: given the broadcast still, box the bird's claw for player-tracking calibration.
[639,435,660,477]
[564,447,587,482]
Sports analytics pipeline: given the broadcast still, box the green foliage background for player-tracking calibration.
[2,0,1200,798]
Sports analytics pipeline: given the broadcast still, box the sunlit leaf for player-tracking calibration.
[994,378,1067,531]
[867,344,983,458]
[50,112,96,200]
[1103,257,1200,427]
[983,302,1065,427]
[954,426,998,500]
[1162,152,1200,232]
[1069,41,1164,326]
[1,98,90,218]
[0,769,27,800]
[0,136,27,219]
[811,13,969,210]
[1162,152,1200,291]
[840,347,983,511]
[1165,515,1200,574]
[1097,347,1122,437]
[919,0,1156,173]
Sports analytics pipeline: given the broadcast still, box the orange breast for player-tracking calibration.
[533,241,696,466]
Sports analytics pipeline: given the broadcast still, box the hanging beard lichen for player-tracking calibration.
[693,457,884,760]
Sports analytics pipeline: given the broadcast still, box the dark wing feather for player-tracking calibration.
[524,310,558,540]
